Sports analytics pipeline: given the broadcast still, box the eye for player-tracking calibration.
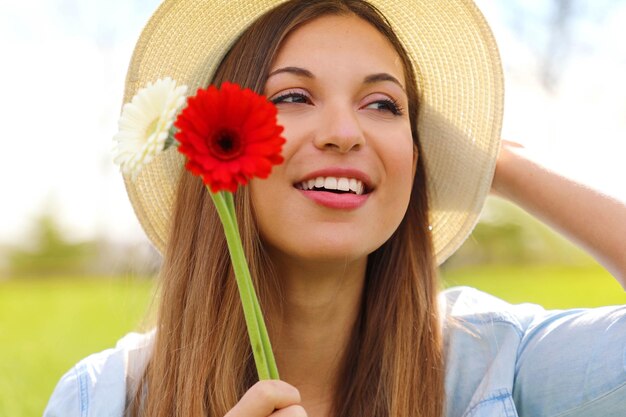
[270,90,311,105]
[364,98,404,116]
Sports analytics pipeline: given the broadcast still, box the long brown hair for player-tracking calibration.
[128,1,444,416]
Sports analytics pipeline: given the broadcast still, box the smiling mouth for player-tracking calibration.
[294,176,368,195]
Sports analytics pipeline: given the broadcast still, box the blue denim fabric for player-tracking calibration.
[44,287,626,417]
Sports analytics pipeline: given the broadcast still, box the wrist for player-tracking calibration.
[491,140,525,199]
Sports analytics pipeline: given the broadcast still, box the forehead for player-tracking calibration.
[270,14,406,86]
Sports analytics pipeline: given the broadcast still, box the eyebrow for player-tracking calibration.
[267,66,405,91]
[363,73,405,92]
[267,66,314,79]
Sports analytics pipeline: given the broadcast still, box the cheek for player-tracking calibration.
[380,132,416,230]
[389,154,416,220]
[249,167,292,245]
[250,174,278,224]
[386,132,416,192]
[275,115,305,158]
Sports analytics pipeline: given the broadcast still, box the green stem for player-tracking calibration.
[224,192,280,380]
[210,190,279,380]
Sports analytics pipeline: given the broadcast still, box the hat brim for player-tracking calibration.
[122,0,503,265]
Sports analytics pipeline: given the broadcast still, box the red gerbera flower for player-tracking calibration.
[174,82,285,193]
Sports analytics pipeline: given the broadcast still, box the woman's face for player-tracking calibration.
[251,14,415,265]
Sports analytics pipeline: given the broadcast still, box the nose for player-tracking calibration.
[313,102,365,153]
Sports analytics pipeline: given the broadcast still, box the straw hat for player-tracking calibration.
[121,0,503,265]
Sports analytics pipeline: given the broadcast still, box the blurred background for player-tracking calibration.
[1,0,625,415]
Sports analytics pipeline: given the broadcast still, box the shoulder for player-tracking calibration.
[43,330,155,417]
[440,286,626,417]
[440,287,543,405]
[440,285,545,331]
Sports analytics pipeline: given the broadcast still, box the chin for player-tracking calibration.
[271,236,385,267]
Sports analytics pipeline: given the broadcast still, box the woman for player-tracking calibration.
[45,1,626,416]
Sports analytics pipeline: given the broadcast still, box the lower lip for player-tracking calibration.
[299,190,369,209]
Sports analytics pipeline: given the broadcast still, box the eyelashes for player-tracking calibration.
[270,90,404,116]
[365,98,404,116]
[270,90,310,105]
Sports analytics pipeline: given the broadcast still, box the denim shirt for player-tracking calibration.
[44,287,626,417]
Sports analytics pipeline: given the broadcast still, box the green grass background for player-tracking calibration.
[1,266,625,417]
[0,277,155,417]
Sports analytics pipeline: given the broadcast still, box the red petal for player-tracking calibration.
[175,82,284,190]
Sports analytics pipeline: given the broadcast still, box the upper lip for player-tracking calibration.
[294,167,374,192]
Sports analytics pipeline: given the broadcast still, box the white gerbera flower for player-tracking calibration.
[113,77,188,178]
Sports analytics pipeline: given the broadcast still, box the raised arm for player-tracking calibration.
[491,141,626,287]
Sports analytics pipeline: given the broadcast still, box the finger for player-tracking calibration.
[271,405,308,417]
[225,380,301,417]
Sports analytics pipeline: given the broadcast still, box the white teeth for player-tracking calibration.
[297,176,366,195]
[349,179,358,193]
[324,177,337,189]
[337,177,350,191]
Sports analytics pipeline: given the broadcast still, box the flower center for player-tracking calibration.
[209,128,243,160]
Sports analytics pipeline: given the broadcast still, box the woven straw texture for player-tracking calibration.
[121,0,503,265]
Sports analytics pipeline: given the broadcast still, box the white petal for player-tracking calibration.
[112,78,188,178]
